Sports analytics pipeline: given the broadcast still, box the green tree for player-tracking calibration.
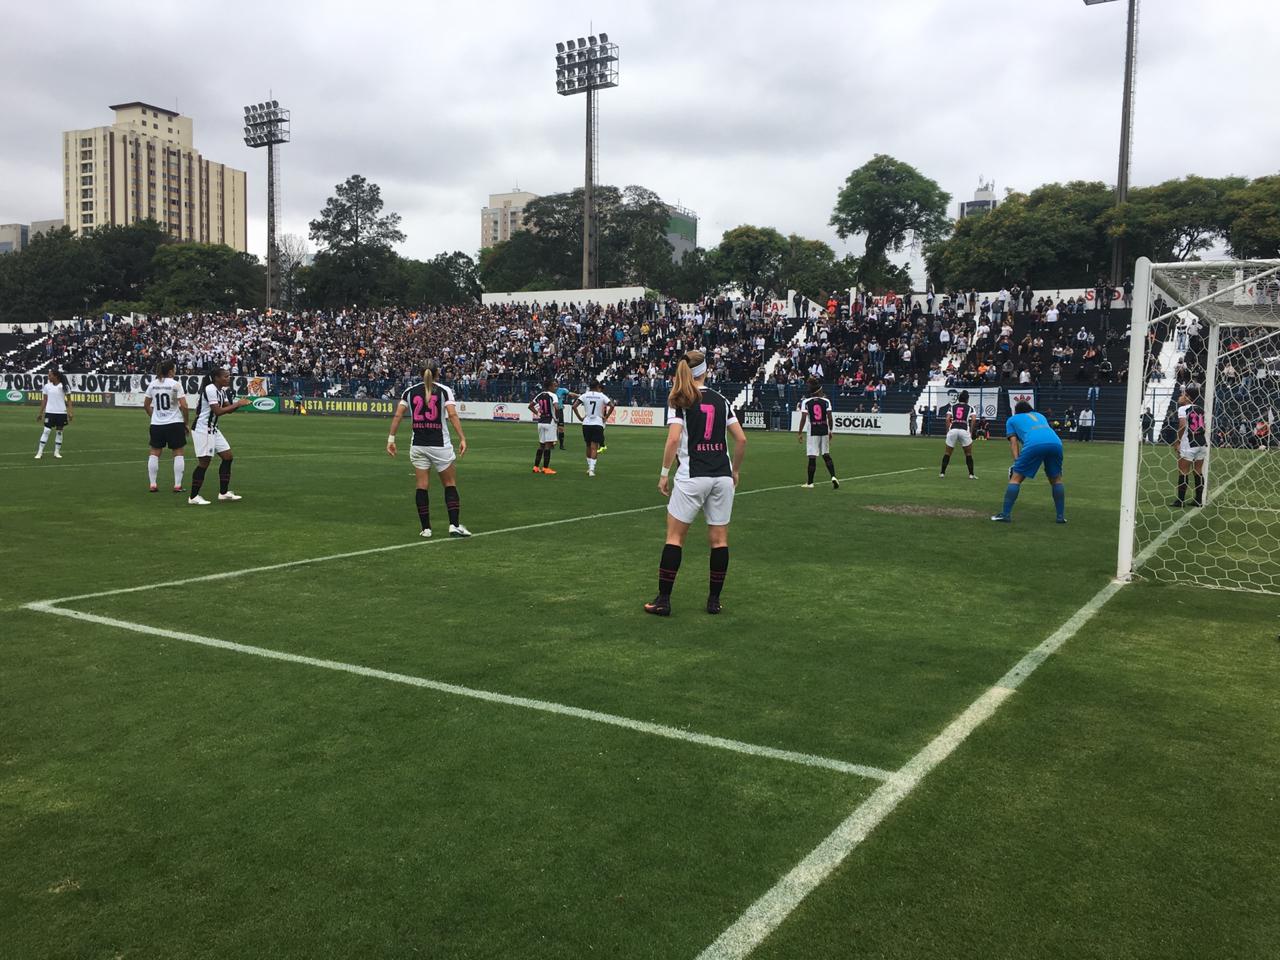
[398,251,481,305]
[0,227,98,323]
[1226,175,1280,260]
[830,154,950,287]
[478,232,565,292]
[778,235,862,297]
[89,220,170,303]
[665,247,720,303]
[710,225,787,297]
[1106,175,1246,263]
[308,174,406,303]
[147,244,264,314]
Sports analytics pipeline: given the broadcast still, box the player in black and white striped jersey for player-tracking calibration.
[144,360,190,493]
[796,378,839,489]
[528,380,559,475]
[940,389,978,480]
[387,360,471,538]
[1171,382,1207,508]
[188,367,251,505]
[645,350,748,617]
[572,381,615,477]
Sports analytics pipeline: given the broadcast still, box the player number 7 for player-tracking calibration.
[700,404,716,440]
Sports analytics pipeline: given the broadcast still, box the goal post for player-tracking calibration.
[1117,256,1280,594]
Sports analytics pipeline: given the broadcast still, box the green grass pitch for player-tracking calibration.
[1,407,1276,959]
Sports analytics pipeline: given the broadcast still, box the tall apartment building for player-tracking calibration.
[63,102,247,251]
[481,190,539,249]
[958,180,998,220]
[0,219,65,254]
[664,203,698,262]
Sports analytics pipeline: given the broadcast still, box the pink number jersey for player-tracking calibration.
[668,387,736,479]
[399,381,456,448]
[803,396,833,436]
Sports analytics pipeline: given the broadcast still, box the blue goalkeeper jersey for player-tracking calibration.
[1005,411,1062,449]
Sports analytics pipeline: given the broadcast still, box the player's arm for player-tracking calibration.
[796,409,807,442]
[65,390,73,422]
[447,402,467,457]
[179,394,191,432]
[37,391,46,422]
[527,396,539,415]
[728,421,748,486]
[144,391,153,417]
[657,421,681,497]
[387,399,408,457]
[210,394,249,416]
[571,399,584,421]
[1008,435,1021,460]
[604,400,616,420]
[1175,414,1186,449]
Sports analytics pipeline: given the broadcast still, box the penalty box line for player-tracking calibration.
[24,602,892,782]
[37,466,928,606]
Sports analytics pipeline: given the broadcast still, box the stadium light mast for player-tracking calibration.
[555,33,619,290]
[242,99,291,310]
[1084,0,1140,286]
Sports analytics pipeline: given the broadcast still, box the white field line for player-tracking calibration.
[36,467,928,605]
[0,451,358,471]
[24,601,892,782]
[695,577,1125,960]
[695,451,1265,958]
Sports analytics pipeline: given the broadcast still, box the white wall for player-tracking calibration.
[481,286,648,308]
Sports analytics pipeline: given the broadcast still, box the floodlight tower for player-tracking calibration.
[555,33,619,290]
[1084,0,1140,285]
[242,99,291,310]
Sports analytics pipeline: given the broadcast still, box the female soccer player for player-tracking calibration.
[796,377,839,489]
[992,400,1065,524]
[940,389,978,479]
[34,368,72,459]
[144,359,190,493]
[387,360,471,538]
[188,367,251,505]
[1170,383,1207,507]
[572,380,614,477]
[644,350,748,617]
[529,380,559,475]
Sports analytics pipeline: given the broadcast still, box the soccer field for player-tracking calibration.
[2,407,1276,959]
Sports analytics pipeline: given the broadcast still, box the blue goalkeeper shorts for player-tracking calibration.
[1013,443,1064,480]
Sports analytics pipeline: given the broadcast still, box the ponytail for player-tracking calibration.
[667,349,705,410]
[423,359,440,395]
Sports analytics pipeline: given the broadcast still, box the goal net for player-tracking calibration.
[1118,257,1280,594]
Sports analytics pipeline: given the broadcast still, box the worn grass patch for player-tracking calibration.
[864,503,988,519]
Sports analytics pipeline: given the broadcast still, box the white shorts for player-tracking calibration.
[537,423,558,444]
[410,444,456,473]
[806,434,830,456]
[946,428,973,449]
[668,475,735,526]
[1180,444,1208,462]
[194,429,231,458]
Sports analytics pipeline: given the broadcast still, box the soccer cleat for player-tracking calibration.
[173,486,185,493]
[149,485,159,493]
[1056,517,1068,524]
[218,492,243,501]
[939,472,946,478]
[449,524,472,538]
[188,495,211,505]
[419,528,432,539]
[802,483,814,489]
[34,452,42,459]
[1168,499,1186,508]
[53,450,63,459]
[532,466,542,474]
[643,595,671,617]
[706,597,722,615]
[990,514,1011,522]
[832,478,841,490]
[969,474,978,480]
[542,468,557,475]
[598,445,608,453]
[588,470,595,477]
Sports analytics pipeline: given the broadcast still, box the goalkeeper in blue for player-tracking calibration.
[992,400,1066,524]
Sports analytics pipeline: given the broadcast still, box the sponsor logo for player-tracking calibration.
[742,410,767,430]
[5,390,22,402]
[252,397,276,411]
[834,414,884,431]
[491,404,521,422]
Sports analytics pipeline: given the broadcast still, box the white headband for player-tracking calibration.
[689,361,708,377]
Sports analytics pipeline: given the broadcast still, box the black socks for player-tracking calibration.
[658,543,682,597]
[535,448,544,468]
[444,485,461,526]
[822,453,836,478]
[940,453,951,475]
[807,457,817,484]
[965,454,975,477]
[191,465,207,497]
[709,547,729,598]
[416,488,430,530]
[218,457,232,494]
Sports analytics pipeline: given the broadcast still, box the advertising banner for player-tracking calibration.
[0,389,115,407]
[453,401,668,427]
[790,410,911,436]
[740,410,768,430]
[239,396,281,413]
[0,372,259,395]
[1007,387,1036,410]
[278,396,396,417]
[925,386,1001,419]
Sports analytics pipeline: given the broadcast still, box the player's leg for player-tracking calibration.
[215,440,239,499]
[963,442,976,479]
[541,441,556,474]
[437,460,470,537]
[1172,455,1190,506]
[703,478,735,613]
[190,453,212,504]
[414,465,433,537]
[1192,455,1205,506]
[1046,471,1066,523]
[993,472,1027,521]
[940,441,954,477]
[806,455,817,486]
[171,433,187,492]
[53,416,65,457]
[647,482,700,615]
[822,435,838,488]
[147,445,162,492]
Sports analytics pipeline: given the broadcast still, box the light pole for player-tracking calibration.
[243,100,291,310]
[555,33,619,290]
[1085,0,1140,285]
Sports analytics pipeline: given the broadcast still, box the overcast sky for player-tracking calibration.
[3,0,1277,282]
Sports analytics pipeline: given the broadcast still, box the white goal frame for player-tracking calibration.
[1117,255,1280,586]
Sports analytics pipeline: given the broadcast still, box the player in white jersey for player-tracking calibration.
[143,359,190,493]
[34,368,73,460]
[572,380,615,477]
[387,359,471,538]
[188,367,251,505]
